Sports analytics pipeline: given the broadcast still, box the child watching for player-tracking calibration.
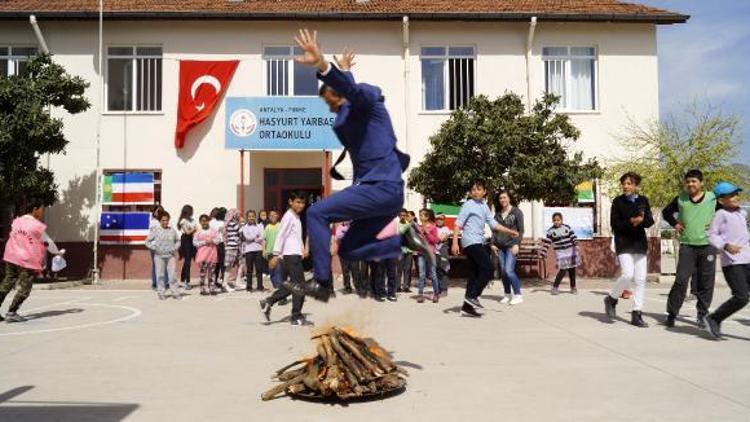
[145,211,181,300]
[193,214,220,296]
[543,212,580,295]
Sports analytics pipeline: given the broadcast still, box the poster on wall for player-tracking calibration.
[542,207,594,240]
[225,97,342,150]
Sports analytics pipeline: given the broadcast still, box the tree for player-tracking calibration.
[407,93,602,204]
[604,105,747,207]
[0,54,90,214]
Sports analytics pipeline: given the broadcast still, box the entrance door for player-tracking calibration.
[264,168,323,212]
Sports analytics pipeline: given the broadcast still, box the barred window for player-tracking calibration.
[421,46,475,111]
[0,46,37,77]
[106,46,163,112]
[263,46,319,97]
[543,47,597,111]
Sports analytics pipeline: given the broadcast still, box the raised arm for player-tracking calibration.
[294,28,379,110]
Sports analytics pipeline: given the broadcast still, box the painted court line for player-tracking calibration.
[0,303,142,337]
[112,296,135,302]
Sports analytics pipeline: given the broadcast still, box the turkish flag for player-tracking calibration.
[175,60,239,149]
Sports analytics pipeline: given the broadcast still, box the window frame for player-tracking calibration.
[541,45,600,114]
[419,45,477,113]
[104,45,164,115]
[0,46,38,77]
[262,45,319,97]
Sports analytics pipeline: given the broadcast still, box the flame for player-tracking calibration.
[369,346,387,358]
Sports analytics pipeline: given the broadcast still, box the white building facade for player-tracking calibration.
[0,1,687,279]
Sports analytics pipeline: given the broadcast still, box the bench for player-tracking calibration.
[516,240,548,280]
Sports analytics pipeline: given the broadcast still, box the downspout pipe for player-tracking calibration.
[525,17,544,240]
[29,15,50,54]
[402,15,411,206]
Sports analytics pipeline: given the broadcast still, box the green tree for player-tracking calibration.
[604,105,746,207]
[0,54,90,214]
[408,93,602,204]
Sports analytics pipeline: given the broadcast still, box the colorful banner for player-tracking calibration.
[429,203,461,231]
[542,207,594,240]
[100,212,151,245]
[102,172,155,205]
[576,181,595,203]
[225,97,342,150]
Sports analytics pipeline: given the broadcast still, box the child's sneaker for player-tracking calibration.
[500,295,511,304]
[509,295,523,305]
[571,287,578,295]
[157,292,166,300]
[4,312,27,323]
[259,300,272,322]
[551,287,560,296]
[291,316,314,327]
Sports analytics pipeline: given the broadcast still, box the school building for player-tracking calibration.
[0,1,687,279]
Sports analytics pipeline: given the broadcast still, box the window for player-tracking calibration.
[543,47,597,111]
[106,46,163,112]
[420,46,475,111]
[263,46,319,96]
[0,47,37,77]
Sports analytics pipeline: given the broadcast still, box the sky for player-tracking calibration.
[638,0,750,163]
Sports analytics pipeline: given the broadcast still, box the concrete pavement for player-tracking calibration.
[1,281,749,421]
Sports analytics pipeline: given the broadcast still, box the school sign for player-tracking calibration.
[225,97,342,151]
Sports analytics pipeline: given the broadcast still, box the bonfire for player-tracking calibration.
[261,327,407,401]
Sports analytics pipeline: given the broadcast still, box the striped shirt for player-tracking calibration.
[224,220,242,251]
[541,224,578,254]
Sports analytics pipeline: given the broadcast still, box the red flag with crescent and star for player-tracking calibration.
[175,60,239,149]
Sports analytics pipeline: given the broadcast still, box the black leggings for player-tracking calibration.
[179,234,194,283]
[553,268,576,288]
[214,243,226,282]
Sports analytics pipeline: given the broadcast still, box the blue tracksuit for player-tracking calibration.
[307,65,409,283]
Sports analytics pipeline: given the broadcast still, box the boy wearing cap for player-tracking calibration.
[662,169,717,328]
[703,182,750,339]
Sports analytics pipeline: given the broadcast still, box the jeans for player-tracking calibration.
[497,247,521,295]
[417,255,440,295]
[667,244,717,319]
[610,253,646,310]
[464,244,493,300]
[266,255,305,319]
[244,251,264,290]
[711,264,750,323]
[150,250,168,289]
[399,253,413,290]
[153,255,178,295]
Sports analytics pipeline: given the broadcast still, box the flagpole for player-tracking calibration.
[92,0,103,284]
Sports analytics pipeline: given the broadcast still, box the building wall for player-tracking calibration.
[1,19,659,277]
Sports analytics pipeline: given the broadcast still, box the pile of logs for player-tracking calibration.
[262,327,407,401]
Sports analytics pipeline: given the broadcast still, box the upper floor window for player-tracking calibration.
[543,47,597,111]
[0,47,37,77]
[421,46,475,111]
[106,46,163,112]
[263,46,318,96]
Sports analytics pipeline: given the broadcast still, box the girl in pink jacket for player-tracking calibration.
[1,201,53,322]
[416,208,441,303]
[193,214,220,295]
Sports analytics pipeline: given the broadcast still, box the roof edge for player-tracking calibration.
[0,11,690,24]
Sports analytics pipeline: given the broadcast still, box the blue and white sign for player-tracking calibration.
[225,97,342,150]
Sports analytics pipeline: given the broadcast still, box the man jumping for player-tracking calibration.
[284,29,431,302]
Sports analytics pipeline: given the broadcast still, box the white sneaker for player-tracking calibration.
[500,296,511,304]
[224,284,235,292]
[509,295,523,305]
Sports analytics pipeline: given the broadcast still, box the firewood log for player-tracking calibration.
[261,372,306,401]
[338,335,384,376]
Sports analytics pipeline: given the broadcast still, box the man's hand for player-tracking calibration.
[725,244,742,255]
[630,215,644,226]
[491,245,499,255]
[294,28,326,72]
[508,230,520,238]
[269,256,279,270]
[451,243,461,256]
[334,48,356,72]
[511,244,519,256]
[674,222,685,235]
